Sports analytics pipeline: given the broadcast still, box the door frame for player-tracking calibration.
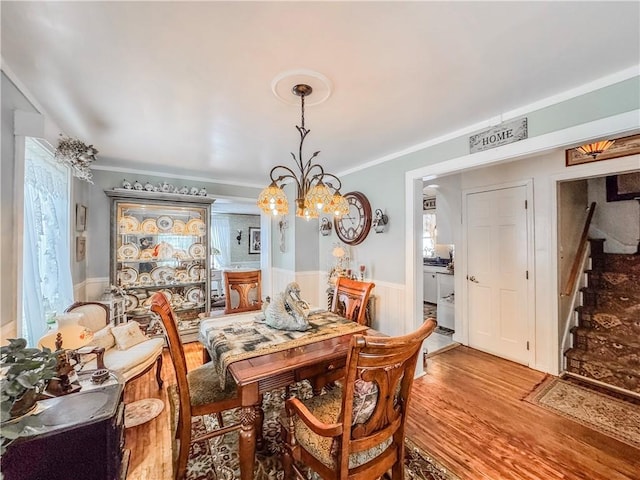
[404,109,639,375]
[461,179,535,366]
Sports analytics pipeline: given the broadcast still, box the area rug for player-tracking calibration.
[424,303,454,336]
[170,383,459,480]
[523,376,640,449]
[124,398,165,428]
[423,303,437,321]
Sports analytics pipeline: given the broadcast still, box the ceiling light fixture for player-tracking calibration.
[575,140,615,159]
[257,84,348,220]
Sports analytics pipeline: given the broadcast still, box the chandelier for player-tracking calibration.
[257,84,349,220]
[575,139,615,159]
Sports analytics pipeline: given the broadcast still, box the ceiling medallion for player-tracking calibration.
[257,83,348,220]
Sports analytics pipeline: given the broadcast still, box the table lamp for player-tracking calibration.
[38,313,94,395]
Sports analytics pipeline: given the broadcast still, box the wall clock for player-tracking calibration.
[334,191,372,245]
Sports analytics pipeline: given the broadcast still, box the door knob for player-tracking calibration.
[468,275,479,283]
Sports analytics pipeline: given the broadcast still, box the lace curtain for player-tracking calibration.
[22,138,73,346]
[211,215,230,269]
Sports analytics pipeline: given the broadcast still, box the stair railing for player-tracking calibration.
[559,202,596,373]
[562,202,597,297]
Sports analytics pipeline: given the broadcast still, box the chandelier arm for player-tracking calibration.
[316,172,343,192]
[269,165,302,190]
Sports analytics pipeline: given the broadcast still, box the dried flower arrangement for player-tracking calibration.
[54,135,98,183]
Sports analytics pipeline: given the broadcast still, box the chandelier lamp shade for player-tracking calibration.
[575,139,615,159]
[257,84,349,220]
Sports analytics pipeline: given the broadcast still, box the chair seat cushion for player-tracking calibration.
[81,337,164,380]
[187,362,238,406]
[290,385,390,469]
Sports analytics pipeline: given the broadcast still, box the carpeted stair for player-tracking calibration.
[565,238,640,394]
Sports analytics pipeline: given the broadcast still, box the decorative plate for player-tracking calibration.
[185,287,204,304]
[188,264,201,280]
[117,242,140,261]
[155,242,174,259]
[188,243,205,259]
[174,249,188,260]
[171,293,184,306]
[123,294,139,311]
[117,267,138,286]
[156,215,174,232]
[141,218,158,234]
[118,216,140,234]
[175,270,189,283]
[172,219,186,234]
[181,301,196,309]
[138,273,153,286]
[186,218,206,236]
[150,266,175,284]
[139,249,154,260]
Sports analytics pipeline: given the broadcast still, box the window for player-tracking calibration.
[21,138,73,346]
[423,212,437,258]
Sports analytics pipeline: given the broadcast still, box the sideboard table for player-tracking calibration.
[1,374,128,480]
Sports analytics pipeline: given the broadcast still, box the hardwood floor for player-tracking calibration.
[124,343,640,480]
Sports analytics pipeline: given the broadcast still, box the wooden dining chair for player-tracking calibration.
[223,269,262,314]
[150,293,242,480]
[281,318,436,480]
[331,277,375,325]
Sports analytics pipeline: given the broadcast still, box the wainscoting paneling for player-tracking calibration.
[369,280,406,336]
[76,277,114,302]
[269,268,296,299]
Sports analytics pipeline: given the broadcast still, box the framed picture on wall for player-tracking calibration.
[606,172,640,202]
[76,204,87,231]
[249,227,261,254]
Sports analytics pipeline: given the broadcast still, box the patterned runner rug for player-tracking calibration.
[170,383,459,480]
[523,376,640,449]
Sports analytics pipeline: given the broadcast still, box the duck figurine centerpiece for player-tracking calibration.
[262,282,311,331]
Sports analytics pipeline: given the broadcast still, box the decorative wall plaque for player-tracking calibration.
[469,118,528,153]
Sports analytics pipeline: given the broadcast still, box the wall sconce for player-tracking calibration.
[575,140,615,159]
[236,230,242,244]
[320,217,332,236]
[372,209,388,233]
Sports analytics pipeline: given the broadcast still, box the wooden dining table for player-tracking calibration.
[199,311,374,480]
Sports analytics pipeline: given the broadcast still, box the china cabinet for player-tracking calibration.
[105,189,214,343]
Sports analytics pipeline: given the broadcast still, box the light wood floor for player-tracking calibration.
[124,343,640,480]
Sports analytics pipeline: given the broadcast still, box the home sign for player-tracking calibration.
[469,117,528,153]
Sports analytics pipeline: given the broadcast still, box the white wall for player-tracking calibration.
[588,175,640,253]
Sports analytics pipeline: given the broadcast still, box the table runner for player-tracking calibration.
[198,311,368,387]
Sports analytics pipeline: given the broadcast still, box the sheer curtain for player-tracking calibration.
[211,214,230,269]
[22,138,73,346]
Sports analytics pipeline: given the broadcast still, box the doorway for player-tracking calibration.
[465,184,530,365]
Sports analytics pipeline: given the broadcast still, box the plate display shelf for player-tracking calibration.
[105,189,214,343]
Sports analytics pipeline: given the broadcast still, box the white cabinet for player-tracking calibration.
[423,268,438,304]
[436,273,455,330]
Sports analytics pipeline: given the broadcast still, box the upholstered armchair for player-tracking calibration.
[65,302,164,388]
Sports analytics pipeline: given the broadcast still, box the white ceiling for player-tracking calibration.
[2,1,639,189]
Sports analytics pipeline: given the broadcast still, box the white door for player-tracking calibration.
[466,185,529,364]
